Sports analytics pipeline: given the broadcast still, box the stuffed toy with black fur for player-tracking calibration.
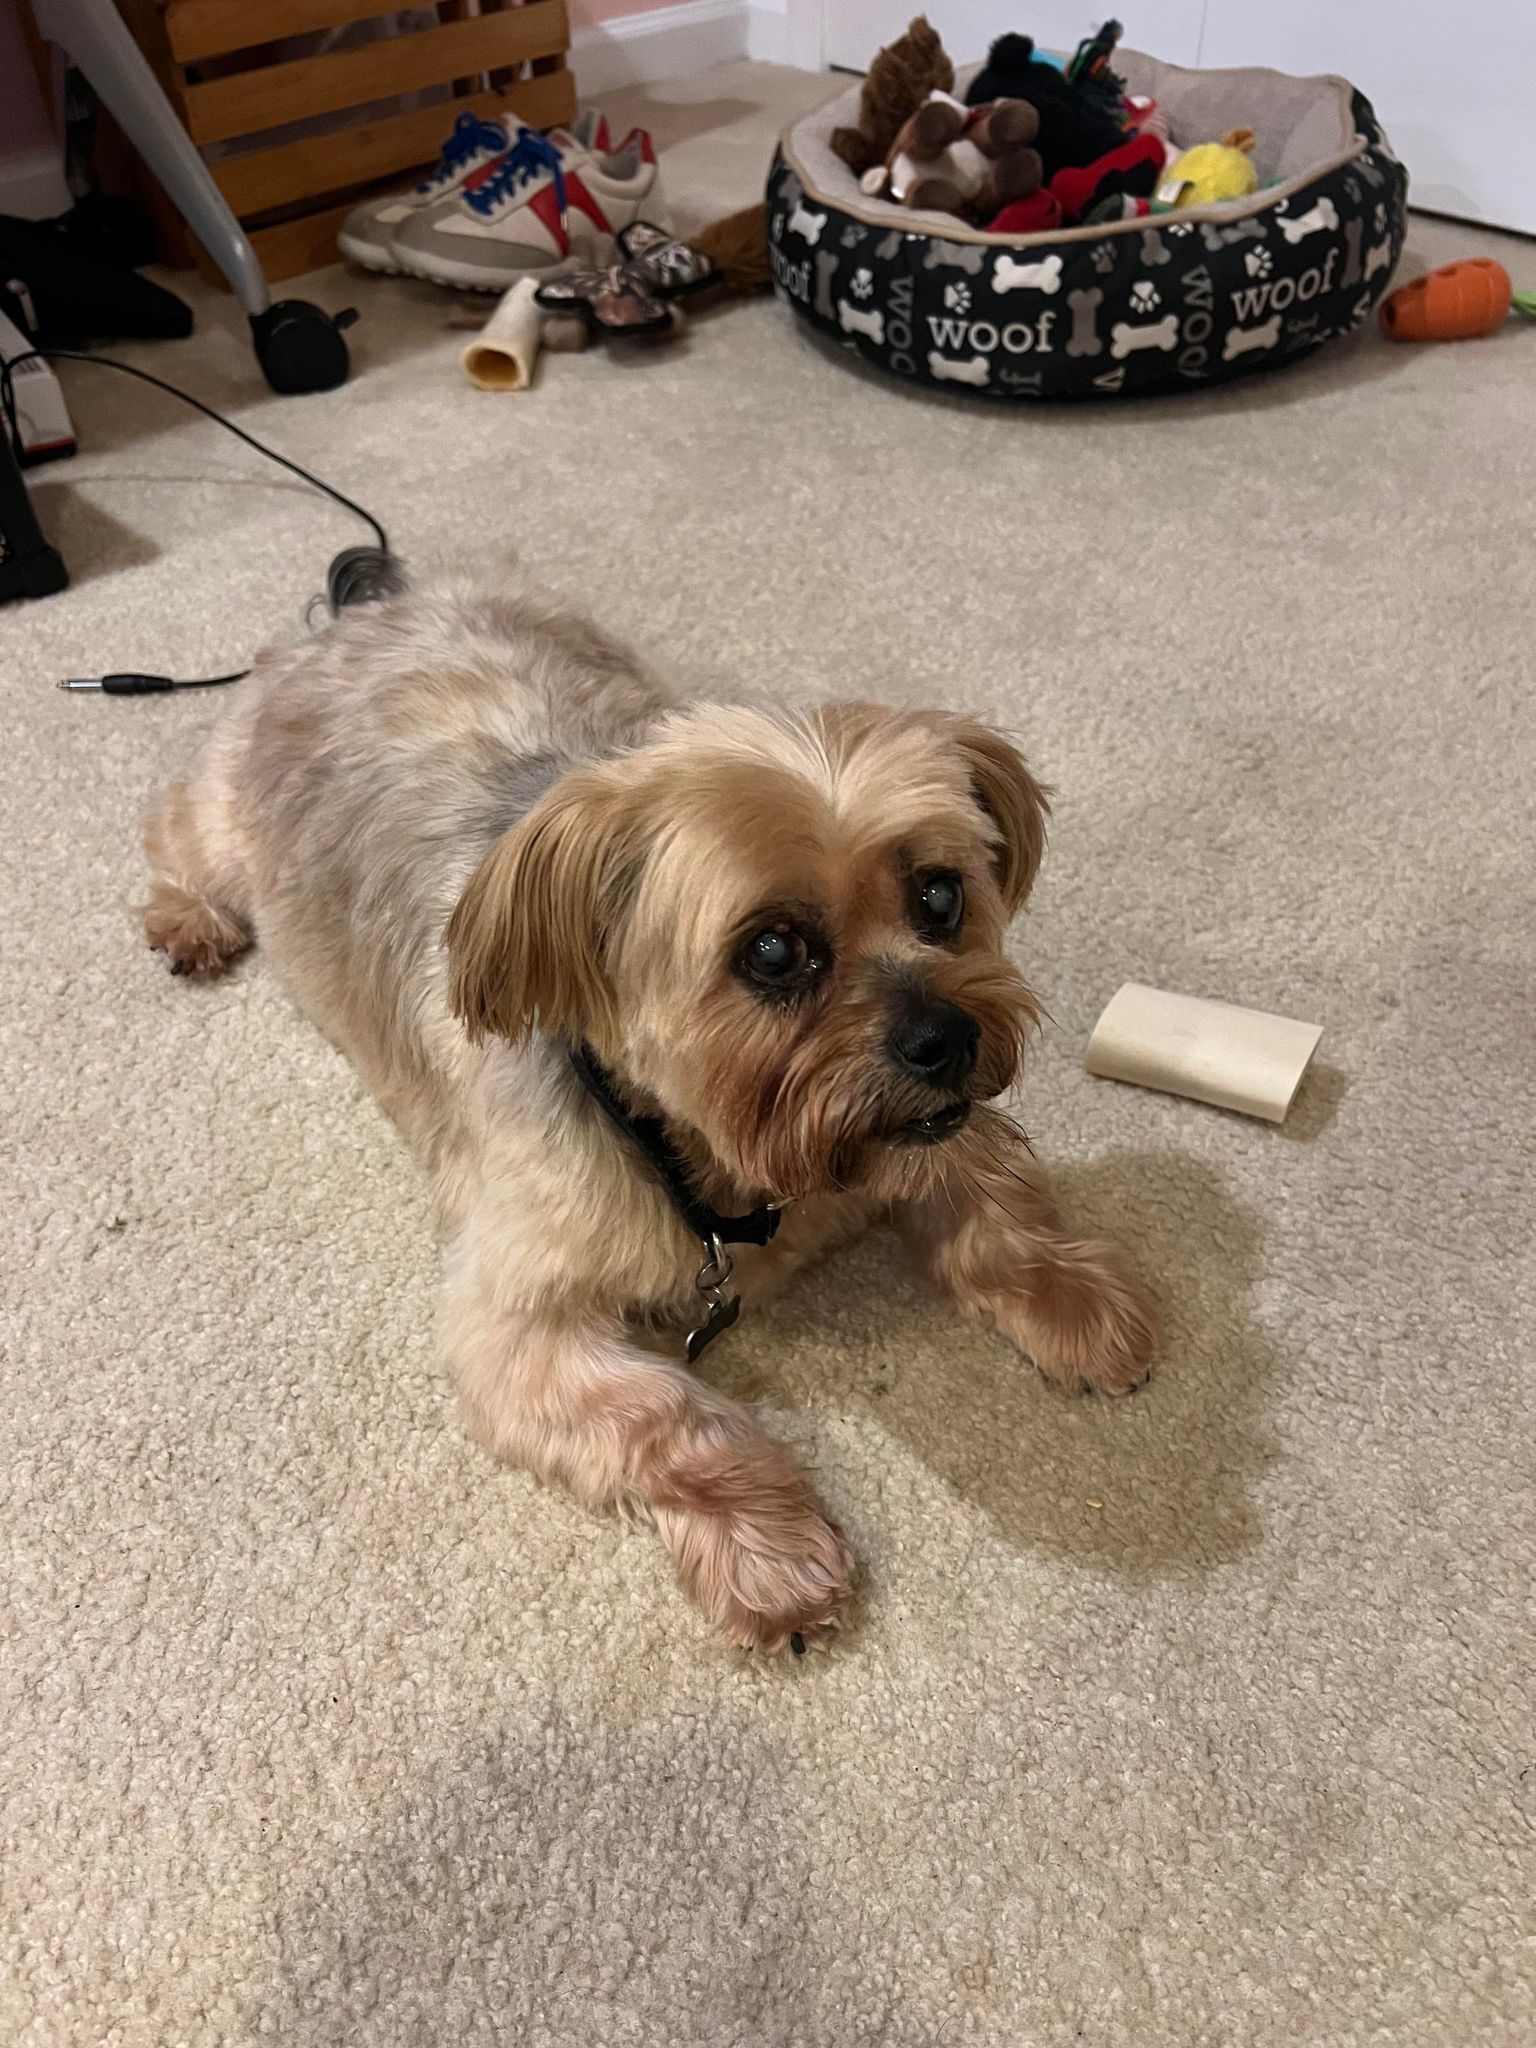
[964,33,1125,178]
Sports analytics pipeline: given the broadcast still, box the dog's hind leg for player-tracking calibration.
[141,773,254,979]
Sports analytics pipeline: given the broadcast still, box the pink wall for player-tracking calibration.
[1,0,58,157]
[567,0,682,28]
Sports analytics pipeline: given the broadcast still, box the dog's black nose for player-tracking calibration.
[887,996,980,1091]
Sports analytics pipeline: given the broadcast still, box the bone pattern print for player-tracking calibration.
[927,351,990,386]
[1109,313,1178,359]
[1276,196,1339,245]
[992,252,1063,295]
[1222,314,1281,360]
[843,299,888,344]
[838,300,884,343]
[923,241,985,275]
[1341,216,1364,288]
[814,250,837,320]
[1201,218,1264,250]
[1066,288,1104,358]
[767,88,1406,397]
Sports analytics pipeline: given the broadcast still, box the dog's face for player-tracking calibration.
[447,704,1048,1203]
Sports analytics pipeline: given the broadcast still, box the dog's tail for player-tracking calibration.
[326,543,407,615]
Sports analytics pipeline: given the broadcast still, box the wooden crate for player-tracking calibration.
[110,0,575,281]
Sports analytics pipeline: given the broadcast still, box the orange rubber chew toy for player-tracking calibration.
[1379,258,1512,341]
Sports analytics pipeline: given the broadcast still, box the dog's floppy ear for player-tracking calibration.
[953,722,1052,914]
[446,768,633,1047]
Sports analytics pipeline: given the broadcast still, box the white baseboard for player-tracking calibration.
[0,149,71,222]
[746,3,787,63]
[571,0,797,98]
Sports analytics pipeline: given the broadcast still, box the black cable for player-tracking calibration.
[1,346,394,691]
[1,348,387,553]
[58,670,249,694]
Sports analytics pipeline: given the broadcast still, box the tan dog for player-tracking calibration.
[142,576,1153,1652]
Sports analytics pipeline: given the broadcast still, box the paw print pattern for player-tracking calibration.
[1128,280,1160,313]
[1165,221,1194,238]
[943,280,971,313]
[840,223,866,249]
[1244,246,1273,279]
[1091,242,1117,274]
[850,267,874,301]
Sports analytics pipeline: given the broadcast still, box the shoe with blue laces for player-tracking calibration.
[338,108,612,276]
[388,123,659,292]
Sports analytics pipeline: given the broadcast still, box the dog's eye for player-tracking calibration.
[913,871,965,940]
[739,921,828,998]
[743,925,809,983]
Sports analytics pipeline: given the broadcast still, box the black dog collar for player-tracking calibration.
[569,1043,781,1364]
[568,1044,782,1249]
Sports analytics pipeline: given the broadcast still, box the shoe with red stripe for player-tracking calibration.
[338,109,612,276]
[388,125,659,292]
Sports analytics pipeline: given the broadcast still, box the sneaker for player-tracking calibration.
[388,126,659,292]
[338,108,612,276]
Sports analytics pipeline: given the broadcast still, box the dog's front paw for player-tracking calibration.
[1003,1249,1157,1397]
[659,1471,854,1653]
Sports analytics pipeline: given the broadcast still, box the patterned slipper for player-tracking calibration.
[534,263,673,336]
[614,222,718,298]
[533,226,716,339]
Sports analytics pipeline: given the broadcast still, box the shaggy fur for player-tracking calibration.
[141,577,1154,1651]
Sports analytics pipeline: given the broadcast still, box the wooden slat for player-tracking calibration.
[211,69,573,216]
[165,0,409,66]
[183,0,568,145]
[244,195,360,280]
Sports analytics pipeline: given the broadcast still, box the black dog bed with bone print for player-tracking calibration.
[766,53,1407,401]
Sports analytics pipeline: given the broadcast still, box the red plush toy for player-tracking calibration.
[1050,130,1165,224]
[987,190,1063,234]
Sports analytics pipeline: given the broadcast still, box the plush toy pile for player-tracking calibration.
[829,17,1265,234]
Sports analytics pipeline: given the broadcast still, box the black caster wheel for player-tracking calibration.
[250,299,355,394]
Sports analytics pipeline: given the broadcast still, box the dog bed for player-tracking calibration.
[766,53,1408,400]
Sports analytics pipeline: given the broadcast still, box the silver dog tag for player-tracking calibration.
[686,1234,739,1362]
[686,1291,740,1362]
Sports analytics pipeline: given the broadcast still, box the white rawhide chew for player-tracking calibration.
[1085,982,1323,1123]
[1222,314,1281,360]
[461,278,543,392]
[992,252,1063,295]
[838,301,885,343]
[788,202,827,245]
[927,351,990,386]
[1109,312,1177,359]
[1276,196,1339,245]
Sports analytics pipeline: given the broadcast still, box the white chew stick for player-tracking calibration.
[1085,983,1323,1123]
[461,277,543,391]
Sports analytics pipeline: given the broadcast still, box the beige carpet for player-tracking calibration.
[4,62,1534,2048]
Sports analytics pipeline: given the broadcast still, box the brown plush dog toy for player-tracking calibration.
[860,91,1043,221]
[829,14,954,177]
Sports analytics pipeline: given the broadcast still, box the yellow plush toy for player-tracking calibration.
[1157,127,1257,208]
